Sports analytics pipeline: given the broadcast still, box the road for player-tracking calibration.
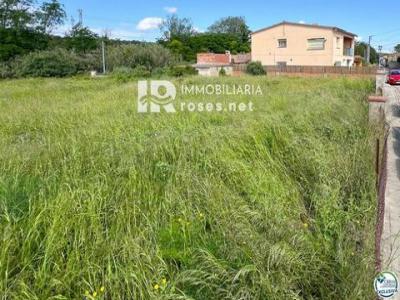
[381,79,400,299]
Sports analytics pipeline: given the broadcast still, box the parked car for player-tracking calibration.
[387,69,400,85]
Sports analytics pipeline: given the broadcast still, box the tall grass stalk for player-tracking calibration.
[0,76,376,299]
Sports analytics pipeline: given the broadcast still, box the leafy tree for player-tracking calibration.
[0,28,48,61]
[159,15,195,41]
[166,39,185,60]
[0,0,34,29]
[394,44,400,53]
[0,0,66,61]
[161,32,250,62]
[36,0,66,33]
[208,16,250,44]
[66,24,98,53]
[355,41,378,64]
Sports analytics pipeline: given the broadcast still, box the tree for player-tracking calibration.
[36,0,66,34]
[208,16,250,44]
[159,15,195,41]
[66,24,98,53]
[0,0,34,29]
[394,44,400,53]
[163,33,250,62]
[355,41,378,64]
[166,39,185,60]
[0,27,47,61]
[0,0,66,61]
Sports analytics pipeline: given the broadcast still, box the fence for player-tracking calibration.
[233,64,378,76]
[375,128,389,272]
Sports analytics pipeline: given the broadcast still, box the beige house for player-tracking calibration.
[251,21,356,66]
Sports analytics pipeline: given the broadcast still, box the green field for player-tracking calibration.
[0,76,377,299]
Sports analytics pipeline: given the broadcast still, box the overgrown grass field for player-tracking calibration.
[0,76,376,299]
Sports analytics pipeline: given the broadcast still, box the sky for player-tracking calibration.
[54,0,400,52]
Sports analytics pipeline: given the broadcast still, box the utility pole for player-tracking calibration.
[78,9,83,26]
[366,35,373,65]
[102,40,106,74]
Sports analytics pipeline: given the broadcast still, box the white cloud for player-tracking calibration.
[355,36,363,42]
[51,23,156,41]
[53,24,70,36]
[194,27,204,33]
[164,6,177,14]
[299,20,305,24]
[136,17,164,31]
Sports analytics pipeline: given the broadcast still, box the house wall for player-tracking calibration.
[333,36,355,66]
[231,53,251,64]
[251,24,354,66]
[196,66,233,76]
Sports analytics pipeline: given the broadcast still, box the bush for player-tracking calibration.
[14,49,80,77]
[246,61,266,76]
[112,66,151,82]
[151,67,169,78]
[11,49,101,78]
[75,51,101,72]
[168,65,198,77]
[219,67,227,76]
[107,44,173,71]
[0,62,15,79]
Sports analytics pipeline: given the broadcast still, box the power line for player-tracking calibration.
[373,32,400,42]
[371,28,400,37]
[372,42,397,48]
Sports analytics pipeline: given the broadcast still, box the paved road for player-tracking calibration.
[381,80,400,298]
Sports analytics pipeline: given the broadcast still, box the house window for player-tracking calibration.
[307,38,325,50]
[277,61,287,67]
[336,37,341,49]
[278,39,287,48]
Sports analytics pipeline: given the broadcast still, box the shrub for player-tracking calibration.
[0,62,15,79]
[14,49,80,77]
[11,49,101,78]
[112,66,151,82]
[219,67,227,76]
[246,61,266,76]
[75,51,101,72]
[107,44,173,71]
[131,66,151,78]
[168,65,198,77]
[151,67,169,78]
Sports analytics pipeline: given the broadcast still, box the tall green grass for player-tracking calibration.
[0,76,376,299]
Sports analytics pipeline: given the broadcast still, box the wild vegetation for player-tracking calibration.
[0,0,255,79]
[0,75,377,299]
[246,61,266,75]
[159,16,250,62]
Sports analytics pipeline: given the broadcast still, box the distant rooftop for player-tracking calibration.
[252,21,357,37]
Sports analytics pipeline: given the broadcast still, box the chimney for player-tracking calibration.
[225,50,232,63]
